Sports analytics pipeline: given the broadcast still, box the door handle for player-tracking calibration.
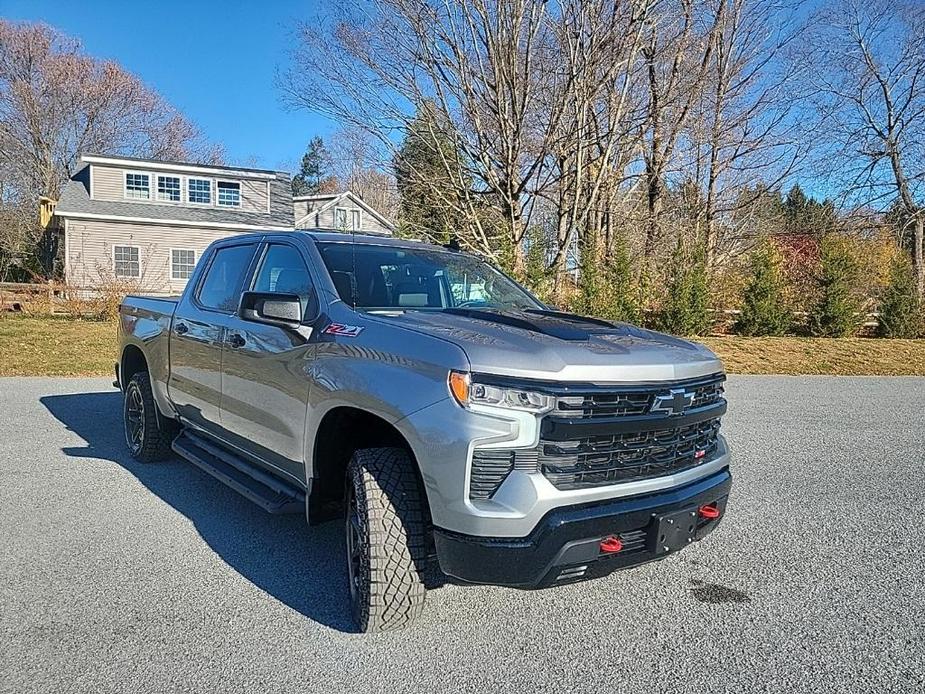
[227,333,246,348]
[175,322,189,335]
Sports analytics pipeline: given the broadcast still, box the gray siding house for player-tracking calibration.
[53,154,394,294]
[294,191,396,235]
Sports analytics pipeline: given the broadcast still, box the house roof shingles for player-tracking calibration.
[55,165,294,229]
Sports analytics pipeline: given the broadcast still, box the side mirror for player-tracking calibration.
[239,291,303,328]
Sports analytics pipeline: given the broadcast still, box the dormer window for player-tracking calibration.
[217,181,241,207]
[188,178,211,204]
[156,175,181,202]
[124,173,150,200]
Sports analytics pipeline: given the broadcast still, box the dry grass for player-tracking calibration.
[701,336,925,376]
[0,316,117,377]
[0,316,923,377]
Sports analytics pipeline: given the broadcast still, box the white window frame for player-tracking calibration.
[112,244,141,279]
[351,208,362,230]
[156,174,182,203]
[216,179,242,207]
[170,248,197,280]
[334,207,349,229]
[123,171,151,200]
[187,177,212,205]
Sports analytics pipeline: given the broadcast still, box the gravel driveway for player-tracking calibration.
[1,376,923,693]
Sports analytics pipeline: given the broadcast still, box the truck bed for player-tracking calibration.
[117,295,179,392]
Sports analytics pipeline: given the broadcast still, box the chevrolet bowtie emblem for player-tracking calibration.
[650,388,695,415]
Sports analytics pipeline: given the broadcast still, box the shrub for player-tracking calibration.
[735,238,791,336]
[878,253,923,338]
[808,234,865,337]
[657,237,710,336]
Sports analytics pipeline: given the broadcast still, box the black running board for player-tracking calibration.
[172,431,305,514]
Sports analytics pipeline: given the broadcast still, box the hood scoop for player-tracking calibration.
[441,308,616,341]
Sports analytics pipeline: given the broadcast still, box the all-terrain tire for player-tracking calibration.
[345,447,427,633]
[123,371,175,463]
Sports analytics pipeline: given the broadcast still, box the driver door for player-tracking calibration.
[219,240,318,484]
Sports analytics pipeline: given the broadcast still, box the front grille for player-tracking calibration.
[539,417,721,490]
[468,374,726,498]
[554,374,724,418]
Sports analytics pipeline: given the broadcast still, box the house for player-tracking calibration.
[294,191,396,235]
[52,154,396,294]
[53,154,294,294]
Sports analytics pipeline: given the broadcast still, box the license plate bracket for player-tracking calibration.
[649,507,699,555]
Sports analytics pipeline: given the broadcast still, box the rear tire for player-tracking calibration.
[345,447,427,633]
[123,371,175,463]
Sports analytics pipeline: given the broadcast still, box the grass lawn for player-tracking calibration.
[0,317,118,377]
[1,316,923,377]
[700,336,925,376]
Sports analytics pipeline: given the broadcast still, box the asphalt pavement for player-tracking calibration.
[1,375,923,693]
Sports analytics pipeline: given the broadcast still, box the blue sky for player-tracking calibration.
[2,0,333,171]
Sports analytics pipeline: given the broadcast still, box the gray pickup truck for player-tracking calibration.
[117,230,731,632]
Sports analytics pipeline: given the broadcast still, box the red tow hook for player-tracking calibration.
[600,536,623,553]
[698,504,721,520]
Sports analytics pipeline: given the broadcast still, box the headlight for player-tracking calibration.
[448,371,554,413]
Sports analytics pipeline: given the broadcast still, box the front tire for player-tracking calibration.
[123,371,174,463]
[345,447,427,633]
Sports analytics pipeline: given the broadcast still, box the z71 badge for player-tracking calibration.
[322,323,364,337]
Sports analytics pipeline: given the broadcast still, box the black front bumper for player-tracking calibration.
[434,469,731,588]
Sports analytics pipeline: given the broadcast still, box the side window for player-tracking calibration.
[196,244,256,311]
[252,243,313,317]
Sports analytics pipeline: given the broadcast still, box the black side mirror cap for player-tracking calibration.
[239,291,302,328]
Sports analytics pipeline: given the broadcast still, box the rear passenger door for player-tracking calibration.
[168,241,259,431]
[219,240,317,483]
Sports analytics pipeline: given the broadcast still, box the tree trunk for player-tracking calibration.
[915,213,924,299]
[644,169,662,264]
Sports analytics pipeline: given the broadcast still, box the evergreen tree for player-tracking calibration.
[291,137,333,196]
[574,228,641,324]
[784,184,836,237]
[735,238,791,336]
[657,236,711,335]
[394,101,464,242]
[808,234,864,337]
[523,225,552,300]
[878,253,923,338]
[577,228,604,316]
[605,231,641,324]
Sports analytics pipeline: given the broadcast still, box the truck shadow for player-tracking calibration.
[40,391,356,633]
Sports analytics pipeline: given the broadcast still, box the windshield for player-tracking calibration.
[317,242,543,311]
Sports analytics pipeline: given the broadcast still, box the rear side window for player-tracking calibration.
[197,244,256,311]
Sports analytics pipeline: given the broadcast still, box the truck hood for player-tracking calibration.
[369,308,722,382]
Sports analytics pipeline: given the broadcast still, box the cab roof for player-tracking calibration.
[300,230,450,251]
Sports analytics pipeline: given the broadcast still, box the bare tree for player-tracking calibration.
[0,20,220,279]
[688,0,803,268]
[638,0,723,268]
[544,0,651,286]
[804,0,925,296]
[282,0,572,270]
[327,126,398,219]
